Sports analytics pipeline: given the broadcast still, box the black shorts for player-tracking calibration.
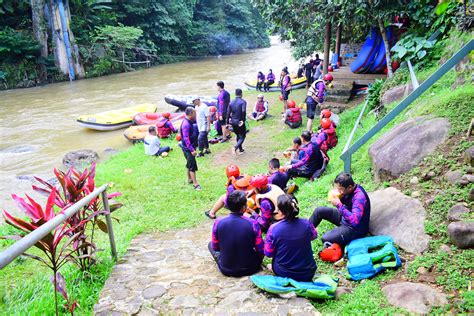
[218,112,227,125]
[182,149,198,172]
[305,97,320,119]
[282,90,291,101]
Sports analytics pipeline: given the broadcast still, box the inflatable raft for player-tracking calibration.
[77,104,157,131]
[124,115,185,142]
[244,76,307,92]
[164,95,217,111]
[133,112,185,125]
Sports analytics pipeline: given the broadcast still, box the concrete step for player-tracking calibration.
[326,95,350,104]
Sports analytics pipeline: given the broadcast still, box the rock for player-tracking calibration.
[382,282,447,314]
[369,117,450,182]
[410,176,419,185]
[439,244,452,254]
[447,221,474,249]
[444,170,463,184]
[335,287,352,299]
[104,148,120,156]
[425,197,435,206]
[469,189,474,202]
[381,84,413,106]
[464,146,474,167]
[170,295,200,309]
[461,174,474,184]
[416,266,428,274]
[422,171,436,182]
[62,149,99,168]
[411,191,421,198]
[142,284,166,299]
[447,204,471,222]
[369,187,430,254]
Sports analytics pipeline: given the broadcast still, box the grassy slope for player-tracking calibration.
[1,33,473,313]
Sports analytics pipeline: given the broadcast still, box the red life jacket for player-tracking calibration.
[255,100,266,113]
[157,119,172,138]
[288,108,302,123]
[320,127,338,152]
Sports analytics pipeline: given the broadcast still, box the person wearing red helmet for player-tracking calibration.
[283,100,302,129]
[248,174,285,232]
[305,73,333,131]
[205,165,253,219]
[156,112,178,138]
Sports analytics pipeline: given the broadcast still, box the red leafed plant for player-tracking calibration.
[2,162,122,315]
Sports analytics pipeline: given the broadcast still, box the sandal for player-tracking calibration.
[194,184,202,191]
[204,210,216,219]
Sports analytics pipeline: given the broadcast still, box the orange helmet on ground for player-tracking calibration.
[279,95,284,101]
[249,174,268,189]
[175,134,182,141]
[162,112,171,119]
[226,164,240,179]
[323,73,333,82]
[209,106,217,113]
[321,118,332,129]
[287,100,296,108]
[319,243,342,262]
[321,109,332,118]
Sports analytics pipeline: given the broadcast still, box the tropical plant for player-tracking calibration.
[366,79,384,117]
[391,33,436,64]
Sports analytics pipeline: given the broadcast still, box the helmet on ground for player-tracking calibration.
[279,95,284,101]
[175,134,182,141]
[287,100,296,108]
[161,152,169,157]
[323,74,333,82]
[162,112,171,119]
[321,109,332,118]
[257,94,264,99]
[328,65,334,72]
[319,243,342,262]
[321,118,332,129]
[226,164,240,179]
[209,106,217,113]
[250,174,268,189]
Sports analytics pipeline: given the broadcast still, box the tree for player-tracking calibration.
[30,0,48,82]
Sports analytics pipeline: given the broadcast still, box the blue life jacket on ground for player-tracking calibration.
[250,274,338,300]
[346,235,401,281]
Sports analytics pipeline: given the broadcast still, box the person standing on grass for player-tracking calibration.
[216,81,231,143]
[280,68,291,112]
[227,88,247,155]
[192,96,211,157]
[143,126,171,157]
[179,107,201,191]
[209,190,264,277]
[305,73,333,131]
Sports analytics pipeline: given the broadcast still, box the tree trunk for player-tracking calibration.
[335,24,342,64]
[31,0,48,83]
[323,22,331,74]
[378,18,393,78]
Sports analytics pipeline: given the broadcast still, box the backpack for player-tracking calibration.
[346,236,401,281]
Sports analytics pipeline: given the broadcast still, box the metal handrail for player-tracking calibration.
[341,39,474,173]
[0,184,117,269]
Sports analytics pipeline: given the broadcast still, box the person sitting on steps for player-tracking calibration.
[209,190,264,277]
[309,172,371,249]
[143,126,171,157]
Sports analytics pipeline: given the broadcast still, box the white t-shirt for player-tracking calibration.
[144,134,161,155]
[196,105,210,132]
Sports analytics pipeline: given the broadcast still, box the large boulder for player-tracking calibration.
[465,146,474,167]
[380,84,413,106]
[447,221,474,249]
[369,116,450,182]
[63,149,99,169]
[447,204,471,222]
[382,282,447,314]
[368,187,430,254]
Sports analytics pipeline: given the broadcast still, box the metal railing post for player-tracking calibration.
[344,155,352,174]
[407,60,419,89]
[101,190,118,261]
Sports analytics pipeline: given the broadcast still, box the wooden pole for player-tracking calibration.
[335,24,342,64]
[323,22,332,74]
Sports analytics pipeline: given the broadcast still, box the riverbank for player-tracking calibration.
[1,67,473,313]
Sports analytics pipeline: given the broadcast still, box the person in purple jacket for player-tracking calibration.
[282,131,324,179]
[216,81,231,143]
[256,71,265,91]
[305,73,333,131]
[309,172,371,247]
[265,194,317,281]
[209,190,264,277]
[263,69,275,92]
[280,68,291,112]
[179,107,201,191]
[267,158,289,192]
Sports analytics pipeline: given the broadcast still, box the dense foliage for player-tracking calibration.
[0,0,270,88]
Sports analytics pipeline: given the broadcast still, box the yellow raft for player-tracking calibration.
[244,76,307,92]
[77,103,157,131]
[123,118,184,143]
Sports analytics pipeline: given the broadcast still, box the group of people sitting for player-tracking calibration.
[207,169,371,281]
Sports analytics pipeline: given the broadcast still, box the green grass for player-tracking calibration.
[1,44,473,313]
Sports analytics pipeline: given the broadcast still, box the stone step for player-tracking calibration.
[326,95,350,104]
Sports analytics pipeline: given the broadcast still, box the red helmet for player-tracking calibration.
[175,134,182,141]
[162,112,171,119]
[287,100,296,108]
[226,164,240,179]
[250,174,268,189]
[319,243,342,262]
[279,95,284,101]
[321,118,332,129]
[321,109,332,118]
[323,73,333,82]
[328,65,334,72]
[209,106,217,113]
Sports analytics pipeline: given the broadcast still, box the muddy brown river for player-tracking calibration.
[0,37,296,216]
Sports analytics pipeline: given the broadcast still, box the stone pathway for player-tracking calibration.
[94,222,319,315]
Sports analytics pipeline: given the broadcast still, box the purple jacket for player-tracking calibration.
[217,89,231,116]
[281,75,291,91]
[257,73,265,81]
[311,131,327,147]
[267,72,275,81]
[180,118,196,152]
[337,184,371,233]
[316,81,325,103]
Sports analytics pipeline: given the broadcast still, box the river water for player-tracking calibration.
[0,37,296,214]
